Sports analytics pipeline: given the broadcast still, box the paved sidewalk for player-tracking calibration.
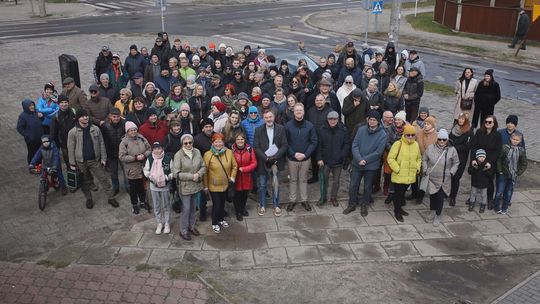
[0,261,213,304]
[0,0,96,22]
[493,270,540,304]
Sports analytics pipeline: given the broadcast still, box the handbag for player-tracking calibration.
[459,85,473,110]
[420,150,447,193]
[212,154,235,202]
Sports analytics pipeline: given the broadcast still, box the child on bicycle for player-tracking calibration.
[29,135,68,195]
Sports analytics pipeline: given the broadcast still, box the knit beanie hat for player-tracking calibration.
[438,128,449,140]
[476,149,486,159]
[180,103,191,112]
[248,106,258,114]
[199,117,214,129]
[418,106,430,116]
[403,125,416,135]
[181,133,193,143]
[506,115,518,126]
[367,110,381,121]
[125,121,137,132]
[75,109,88,120]
[214,101,227,112]
[394,111,407,122]
[238,92,249,101]
[57,94,69,103]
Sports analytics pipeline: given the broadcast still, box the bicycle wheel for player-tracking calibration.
[38,180,48,211]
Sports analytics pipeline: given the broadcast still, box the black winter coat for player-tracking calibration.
[449,128,472,167]
[317,122,350,167]
[305,92,342,118]
[94,53,112,81]
[253,123,288,174]
[102,120,125,159]
[124,53,146,77]
[403,74,424,104]
[306,104,332,131]
[470,129,502,171]
[468,161,492,188]
[474,80,501,111]
[193,132,213,155]
[50,108,76,149]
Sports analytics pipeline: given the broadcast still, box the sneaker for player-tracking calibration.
[433,215,441,227]
[155,223,163,235]
[500,210,508,215]
[258,206,266,216]
[342,205,356,215]
[212,225,221,233]
[219,221,229,228]
[86,199,94,209]
[479,204,486,213]
[274,207,282,217]
[108,198,119,208]
[163,223,170,234]
[428,210,436,221]
[496,209,502,214]
[468,203,475,212]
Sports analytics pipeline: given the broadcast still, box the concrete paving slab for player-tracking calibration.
[510,191,532,203]
[220,250,255,268]
[475,235,516,253]
[312,203,344,215]
[470,219,512,235]
[137,233,173,248]
[296,229,331,245]
[444,222,482,238]
[245,218,278,233]
[276,214,338,230]
[524,202,540,215]
[418,210,454,223]
[529,216,540,230]
[503,233,540,250]
[78,246,119,265]
[521,190,540,202]
[386,224,423,241]
[266,231,299,248]
[130,218,157,232]
[327,228,361,244]
[380,241,421,259]
[394,210,427,224]
[317,244,355,261]
[111,247,151,266]
[356,226,392,242]
[477,211,510,220]
[413,238,482,257]
[413,223,453,239]
[234,232,268,250]
[444,207,482,221]
[364,211,397,226]
[507,204,536,217]
[106,231,143,247]
[46,244,88,264]
[286,246,322,263]
[169,235,205,250]
[202,234,236,251]
[147,249,185,267]
[253,247,288,266]
[332,213,368,228]
[349,243,388,260]
[498,217,539,233]
[182,251,220,269]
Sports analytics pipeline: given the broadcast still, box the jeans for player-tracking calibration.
[469,186,487,206]
[180,194,197,234]
[128,179,146,206]
[429,188,445,216]
[259,169,280,208]
[151,189,171,224]
[348,168,376,207]
[322,165,342,200]
[210,191,227,225]
[494,174,514,212]
[108,157,128,193]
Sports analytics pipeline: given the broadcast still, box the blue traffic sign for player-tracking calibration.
[372,1,383,14]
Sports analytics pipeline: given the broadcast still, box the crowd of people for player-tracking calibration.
[17,32,528,239]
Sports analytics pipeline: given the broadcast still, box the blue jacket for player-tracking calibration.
[36,95,59,126]
[30,142,62,169]
[285,119,318,160]
[351,124,387,170]
[338,66,363,87]
[17,99,43,143]
[241,115,264,146]
[124,52,146,77]
[498,128,525,148]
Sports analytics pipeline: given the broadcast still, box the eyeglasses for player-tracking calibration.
[484,120,494,124]
[405,134,415,138]
[183,141,192,145]
[437,138,448,141]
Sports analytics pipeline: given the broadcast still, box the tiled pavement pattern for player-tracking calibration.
[0,261,210,304]
[494,271,540,304]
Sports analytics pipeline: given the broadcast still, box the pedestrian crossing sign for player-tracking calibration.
[373,1,383,14]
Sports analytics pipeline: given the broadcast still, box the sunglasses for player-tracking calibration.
[405,134,415,138]
[345,81,353,84]
[249,112,258,114]
[292,81,298,84]
[183,141,192,145]
[234,73,241,75]
[484,120,494,124]
[437,138,448,141]
[90,90,98,94]
[120,93,126,96]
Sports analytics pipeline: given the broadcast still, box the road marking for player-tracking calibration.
[95,2,123,9]
[257,33,297,43]
[274,28,328,39]
[227,32,284,45]
[0,25,67,34]
[0,30,78,40]
[212,34,269,48]
[81,3,108,10]
[121,1,151,7]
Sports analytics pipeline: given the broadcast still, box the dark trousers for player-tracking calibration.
[210,191,227,225]
[60,147,70,169]
[233,190,249,214]
[108,157,128,193]
[471,106,494,129]
[393,183,409,214]
[198,190,208,219]
[26,140,41,164]
[310,152,319,180]
[510,35,526,48]
[450,156,467,199]
[348,168,376,206]
[487,174,495,202]
[405,102,419,123]
[429,188,445,216]
[128,178,146,206]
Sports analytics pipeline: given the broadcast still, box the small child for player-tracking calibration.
[143,142,174,235]
[494,132,527,214]
[29,135,67,195]
[468,149,492,213]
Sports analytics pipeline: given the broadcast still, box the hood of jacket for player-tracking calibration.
[22,99,35,113]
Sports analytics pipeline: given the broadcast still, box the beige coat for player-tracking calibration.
[118,134,151,179]
[172,148,206,195]
[422,144,460,195]
[67,124,107,166]
[453,78,478,120]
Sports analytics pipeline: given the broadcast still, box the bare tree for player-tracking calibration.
[37,0,47,17]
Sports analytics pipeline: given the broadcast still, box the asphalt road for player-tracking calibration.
[0,0,538,104]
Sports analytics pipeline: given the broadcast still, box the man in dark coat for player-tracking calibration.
[124,45,146,88]
[94,46,112,83]
[193,118,215,221]
[102,108,126,195]
[472,69,501,128]
[151,37,171,69]
[509,10,531,49]
[306,94,332,184]
[50,95,77,168]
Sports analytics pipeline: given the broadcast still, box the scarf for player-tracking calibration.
[112,64,121,82]
[150,150,166,187]
[507,145,520,182]
[170,94,183,101]
[415,118,425,129]
[183,147,193,159]
[451,123,462,137]
[424,126,435,134]
[211,146,226,156]
[212,111,225,120]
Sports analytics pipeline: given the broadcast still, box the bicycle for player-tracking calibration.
[30,164,59,211]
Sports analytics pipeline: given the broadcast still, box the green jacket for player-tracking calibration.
[497,144,527,177]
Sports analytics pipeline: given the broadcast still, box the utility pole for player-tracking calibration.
[389,0,402,46]
[38,0,46,17]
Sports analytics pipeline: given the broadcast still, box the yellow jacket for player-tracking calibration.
[114,99,133,117]
[388,137,421,185]
[203,148,238,192]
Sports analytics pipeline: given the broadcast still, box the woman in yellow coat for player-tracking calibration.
[387,125,421,222]
[203,133,238,234]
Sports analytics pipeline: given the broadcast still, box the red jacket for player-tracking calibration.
[139,120,169,145]
[232,144,258,191]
